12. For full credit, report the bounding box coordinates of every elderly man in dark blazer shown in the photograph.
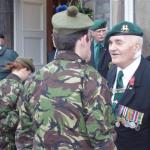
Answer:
[89,19,111,78]
[106,21,150,150]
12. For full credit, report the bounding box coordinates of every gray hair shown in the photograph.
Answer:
[132,36,143,59]
[132,36,143,51]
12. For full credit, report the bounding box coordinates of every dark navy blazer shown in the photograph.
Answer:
[107,57,150,150]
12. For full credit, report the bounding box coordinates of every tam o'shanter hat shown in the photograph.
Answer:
[15,57,35,72]
[89,19,107,31]
[52,6,93,35]
[104,21,143,47]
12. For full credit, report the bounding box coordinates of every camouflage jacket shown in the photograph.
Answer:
[16,51,116,150]
[0,73,23,150]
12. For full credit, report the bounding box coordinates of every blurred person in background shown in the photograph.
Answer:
[0,57,35,150]
[0,33,18,80]
[89,19,111,78]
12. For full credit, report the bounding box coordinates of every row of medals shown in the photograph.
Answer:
[115,117,140,131]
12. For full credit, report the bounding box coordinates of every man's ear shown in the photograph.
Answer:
[83,34,91,43]
[85,34,89,42]
[132,40,139,52]
[134,43,141,52]
[134,43,142,59]
[77,34,90,47]
[79,34,87,43]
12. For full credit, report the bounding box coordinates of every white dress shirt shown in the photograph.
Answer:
[112,56,141,103]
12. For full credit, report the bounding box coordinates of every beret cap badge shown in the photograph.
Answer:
[121,24,129,33]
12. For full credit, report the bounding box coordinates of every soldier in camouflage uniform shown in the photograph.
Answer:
[0,57,34,150]
[16,6,116,150]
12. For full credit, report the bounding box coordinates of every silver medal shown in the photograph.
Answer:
[129,121,136,129]
[135,125,140,131]
[115,121,120,127]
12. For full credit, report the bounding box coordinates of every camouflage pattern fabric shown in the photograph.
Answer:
[16,51,115,150]
[0,73,23,150]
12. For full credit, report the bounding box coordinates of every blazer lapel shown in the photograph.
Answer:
[120,86,136,105]
[120,57,147,105]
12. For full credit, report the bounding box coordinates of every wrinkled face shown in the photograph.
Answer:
[109,35,141,69]
[92,27,107,42]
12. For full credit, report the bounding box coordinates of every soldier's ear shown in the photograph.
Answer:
[85,34,89,42]
[83,34,92,43]
[78,34,86,43]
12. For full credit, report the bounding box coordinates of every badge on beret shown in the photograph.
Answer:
[121,24,129,33]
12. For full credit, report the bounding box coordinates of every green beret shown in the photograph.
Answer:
[52,6,93,35]
[104,21,143,47]
[16,57,35,72]
[89,19,107,31]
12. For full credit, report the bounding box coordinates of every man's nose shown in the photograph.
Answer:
[99,31,104,35]
[109,43,116,51]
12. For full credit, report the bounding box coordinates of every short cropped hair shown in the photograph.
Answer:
[53,30,88,51]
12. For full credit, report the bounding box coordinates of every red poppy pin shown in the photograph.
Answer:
[128,76,135,89]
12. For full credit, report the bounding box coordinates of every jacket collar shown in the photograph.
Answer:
[7,73,23,83]
[56,51,86,64]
